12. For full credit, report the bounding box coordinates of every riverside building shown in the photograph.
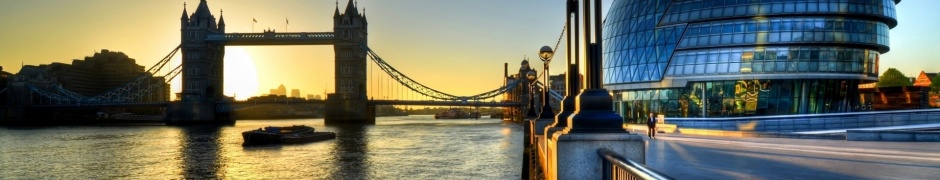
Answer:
[602,0,900,123]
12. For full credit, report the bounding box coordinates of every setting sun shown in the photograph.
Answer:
[224,47,260,100]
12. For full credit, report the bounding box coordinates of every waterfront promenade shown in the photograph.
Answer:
[645,133,940,179]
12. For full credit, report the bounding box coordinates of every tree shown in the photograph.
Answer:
[931,73,940,93]
[877,68,913,87]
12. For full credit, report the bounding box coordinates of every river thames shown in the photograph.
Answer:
[0,115,523,179]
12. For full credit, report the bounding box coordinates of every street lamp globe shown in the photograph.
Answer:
[539,46,554,62]
[526,70,538,81]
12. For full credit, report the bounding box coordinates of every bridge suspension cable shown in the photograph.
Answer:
[24,45,183,105]
[362,45,521,101]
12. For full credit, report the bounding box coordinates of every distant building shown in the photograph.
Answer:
[1,66,10,105]
[307,94,322,100]
[12,50,169,102]
[913,71,932,87]
[291,89,300,97]
[269,84,287,96]
[502,59,538,121]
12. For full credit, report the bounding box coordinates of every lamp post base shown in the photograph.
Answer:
[564,89,626,133]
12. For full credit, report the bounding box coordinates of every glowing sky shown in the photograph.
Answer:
[0,0,937,100]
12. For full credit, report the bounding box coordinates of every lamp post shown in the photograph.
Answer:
[563,0,624,133]
[537,46,555,119]
[525,67,538,119]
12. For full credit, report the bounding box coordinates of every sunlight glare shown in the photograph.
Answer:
[224,47,260,100]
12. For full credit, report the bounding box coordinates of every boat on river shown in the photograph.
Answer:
[434,108,481,119]
[242,125,335,145]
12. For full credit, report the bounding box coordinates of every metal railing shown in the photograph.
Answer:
[598,148,674,180]
[666,108,940,121]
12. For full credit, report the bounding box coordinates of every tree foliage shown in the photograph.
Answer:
[931,73,940,93]
[877,68,913,87]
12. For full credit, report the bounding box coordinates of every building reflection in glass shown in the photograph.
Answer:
[616,79,857,121]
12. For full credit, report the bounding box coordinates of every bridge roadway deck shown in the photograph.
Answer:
[641,132,940,179]
[205,32,334,46]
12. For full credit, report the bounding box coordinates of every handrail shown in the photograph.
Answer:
[666,108,940,121]
[598,148,675,180]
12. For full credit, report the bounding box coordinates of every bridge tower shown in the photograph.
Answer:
[165,0,233,124]
[325,0,375,124]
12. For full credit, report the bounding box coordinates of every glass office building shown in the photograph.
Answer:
[602,0,900,122]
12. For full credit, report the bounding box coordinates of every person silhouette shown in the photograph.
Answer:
[647,113,657,138]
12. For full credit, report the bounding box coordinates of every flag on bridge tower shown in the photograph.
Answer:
[286,18,289,25]
[253,18,257,23]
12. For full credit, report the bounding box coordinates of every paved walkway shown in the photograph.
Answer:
[793,123,940,134]
[644,133,940,179]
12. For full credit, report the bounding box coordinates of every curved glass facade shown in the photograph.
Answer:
[679,18,890,50]
[667,46,879,76]
[602,0,899,121]
[661,0,898,27]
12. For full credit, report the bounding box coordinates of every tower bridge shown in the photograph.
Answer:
[2,0,552,125]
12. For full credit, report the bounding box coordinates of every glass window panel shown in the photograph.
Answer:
[728,63,740,73]
[717,63,729,73]
[709,35,720,45]
[742,52,754,62]
[706,63,717,74]
[719,53,730,63]
[775,62,787,72]
[758,22,769,31]
[732,34,744,44]
[730,52,742,63]
[800,49,811,60]
[754,49,765,61]
[784,3,795,13]
[712,25,723,35]
[741,62,752,73]
[796,2,807,12]
[695,64,705,74]
[708,53,719,63]
[735,6,747,16]
[696,54,707,64]
[772,4,783,14]
[723,24,733,34]
[765,51,777,61]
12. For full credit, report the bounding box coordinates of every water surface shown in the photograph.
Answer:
[0,115,523,179]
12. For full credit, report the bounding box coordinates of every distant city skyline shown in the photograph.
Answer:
[1,0,937,100]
